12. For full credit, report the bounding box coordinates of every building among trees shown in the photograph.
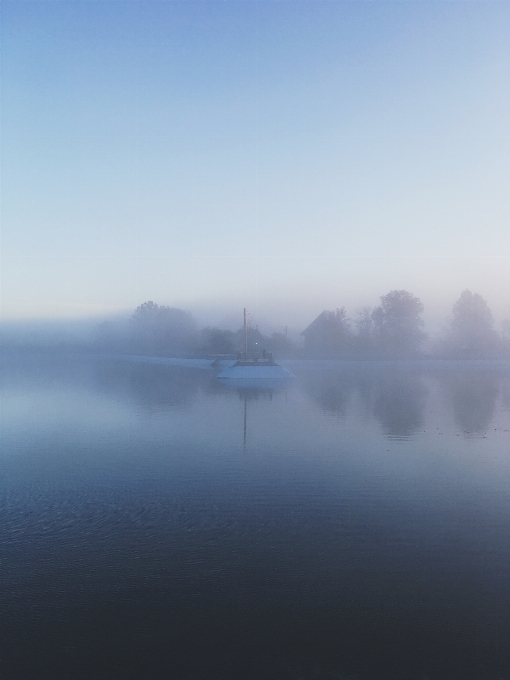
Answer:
[301,308,351,356]
[301,291,425,359]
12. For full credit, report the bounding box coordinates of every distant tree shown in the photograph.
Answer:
[234,325,269,354]
[198,327,236,355]
[327,308,351,349]
[500,319,510,341]
[446,290,498,358]
[502,319,510,357]
[353,307,375,357]
[130,301,197,355]
[266,331,294,355]
[372,290,425,358]
[132,301,159,323]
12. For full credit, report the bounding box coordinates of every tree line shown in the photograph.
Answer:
[302,289,508,359]
[95,290,510,360]
[96,300,293,357]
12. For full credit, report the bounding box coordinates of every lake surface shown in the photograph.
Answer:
[1,353,510,680]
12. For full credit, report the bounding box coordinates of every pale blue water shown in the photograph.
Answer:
[1,353,510,679]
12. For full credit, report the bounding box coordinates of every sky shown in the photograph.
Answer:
[2,0,509,333]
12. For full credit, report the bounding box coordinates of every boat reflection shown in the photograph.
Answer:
[218,376,292,449]
[217,376,293,391]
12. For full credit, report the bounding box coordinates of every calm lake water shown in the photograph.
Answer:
[2,353,510,680]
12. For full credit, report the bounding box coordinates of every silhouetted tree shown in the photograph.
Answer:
[353,307,375,357]
[502,319,510,357]
[502,319,510,340]
[234,325,269,354]
[198,327,236,355]
[446,290,498,358]
[372,290,425,358]
[130,301,197,355]
[266,331,294,355]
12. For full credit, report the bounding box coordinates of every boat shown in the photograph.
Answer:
[215,309,294,383]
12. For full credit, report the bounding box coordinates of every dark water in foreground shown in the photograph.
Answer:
[1,354,510,680]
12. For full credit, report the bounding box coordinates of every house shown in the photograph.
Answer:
[301,309,350,354]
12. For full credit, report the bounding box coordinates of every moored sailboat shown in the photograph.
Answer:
[215,309,294,382]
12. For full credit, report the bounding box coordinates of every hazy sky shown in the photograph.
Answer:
[2,1,509,331]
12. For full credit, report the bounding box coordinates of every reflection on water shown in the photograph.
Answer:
[444,368,499,434]
[1,354,510,680]
[296,361,509,440]
[299,364,356,417]
[299,363,427,439]
[371,371,426,439]
[94,360,204,411]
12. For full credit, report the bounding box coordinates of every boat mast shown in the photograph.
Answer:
[243,308,248,357]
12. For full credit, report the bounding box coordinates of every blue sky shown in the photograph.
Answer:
[2,1,509,330]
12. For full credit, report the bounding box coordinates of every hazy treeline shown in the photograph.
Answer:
[95,300,293,358]
[91,290,509,360]
[301,289,510,359]
[302,290,426,359]
[2,290,509,360]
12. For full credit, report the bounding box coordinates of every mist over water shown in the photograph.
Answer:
[2,1,510,677]
[2,353,510,679]
[2,286,509,362]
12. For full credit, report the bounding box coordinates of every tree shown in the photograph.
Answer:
[372,290,425,358]
[448,290,498,358]
[266,331,294,355]
[130,301,197,355]
[502,319,510,341]
[234,325,269,354]
[500,319,510,357]
[198,328,236,355]
[353,307,375,357]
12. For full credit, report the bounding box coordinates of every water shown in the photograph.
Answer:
[1,353,510,680]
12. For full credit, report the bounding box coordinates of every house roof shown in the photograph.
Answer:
[301,310,332,336]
